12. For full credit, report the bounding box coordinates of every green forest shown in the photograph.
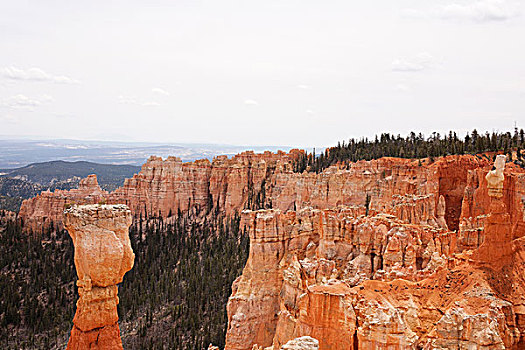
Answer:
[0,210,248,349]
[293,128,525,173]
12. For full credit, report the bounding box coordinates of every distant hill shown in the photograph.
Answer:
[0,160,141,211]
[0,139,293,168]
[1,160,141,189]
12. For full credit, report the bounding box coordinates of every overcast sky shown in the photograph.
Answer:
[0,0,523,148]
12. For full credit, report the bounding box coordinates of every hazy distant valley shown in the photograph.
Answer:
[0,139,292,168]
[0,160,140,212]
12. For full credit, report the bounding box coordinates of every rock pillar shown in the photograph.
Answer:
[64,204,134,350]
[474,155,513,267]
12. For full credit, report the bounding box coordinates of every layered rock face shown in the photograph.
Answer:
[225,156,525,349]
[20,152,498,235]
[108,150,303,216]
[20,174,108,233]
[64,204,134,350]
[459,157,525,252]
[18,151,301,231]
[226,208,453,349]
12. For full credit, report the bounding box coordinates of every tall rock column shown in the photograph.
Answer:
[474,155,512,267]
[64,204,135,350]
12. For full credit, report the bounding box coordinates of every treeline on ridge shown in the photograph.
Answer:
[293,128,525,173]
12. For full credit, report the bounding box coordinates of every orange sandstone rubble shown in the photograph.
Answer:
[280,336,319,350]
[63,204,134,350]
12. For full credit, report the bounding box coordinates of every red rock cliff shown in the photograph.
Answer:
[225,155,525,349]
[459,163,525,251]
[19,152,496,235]
[19,174,108,233]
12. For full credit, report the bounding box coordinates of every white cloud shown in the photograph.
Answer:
[402,0,520,23]
[0,66,79,84]
[0,94,54,111]
[244,99,259,105]
[392,52,437,72]
[297,84,311,90]
[152,88,170,96]
[440,0,520,22]
[118,95,138,104]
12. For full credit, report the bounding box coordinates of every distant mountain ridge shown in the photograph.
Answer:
[0,160,141,211]
[0,139,293,168]
[1,160,141,188]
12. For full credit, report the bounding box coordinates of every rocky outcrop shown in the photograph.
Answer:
[64,204,134,350]
[109,150,306,217]
[486,155,507,198]
[226,208,453,349]
[19,175,108,233]
[471,155,513,268]
[225,157,525,349]
[458,155,525,252]
[280,336,319,350]
[18,151,302,231]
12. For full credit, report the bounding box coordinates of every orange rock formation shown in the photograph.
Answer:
[459,155,525,251]
[224,155,525,349]
[20,152,500,235]
[0,210,17,224]
[280,336,319,350]
[20,174,108,233]
[16,150,525,348]
[19,151,302,231]
[64,204,134,350]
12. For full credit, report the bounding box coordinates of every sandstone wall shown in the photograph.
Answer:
[19,175,108,233]
[226,202,525,349]
[224,155,525,350]
[20,152,503,235]
[458,168,525,251]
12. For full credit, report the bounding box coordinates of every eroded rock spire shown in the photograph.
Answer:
[64,204,134,350]
[486,154,506,198]
[474,154,513,267]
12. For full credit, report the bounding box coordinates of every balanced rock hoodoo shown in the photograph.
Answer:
[64,204,134,350]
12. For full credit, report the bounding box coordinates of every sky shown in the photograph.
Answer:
[0,0,523,148]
